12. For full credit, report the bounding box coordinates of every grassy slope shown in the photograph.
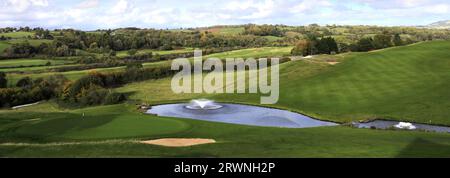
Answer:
[275,41,450,124]
[120,41,450,125]
[0,41,449,157]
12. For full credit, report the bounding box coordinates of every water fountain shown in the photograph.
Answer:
[185,99,223,110]
[394,122,416,130]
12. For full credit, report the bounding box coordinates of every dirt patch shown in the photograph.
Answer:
[139,138,216,147]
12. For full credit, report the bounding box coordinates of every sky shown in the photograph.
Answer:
[0,0,449,30]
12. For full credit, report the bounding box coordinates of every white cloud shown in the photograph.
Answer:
[31,0,48,7]
[111,0,130,14]
[0,0,449,29]
[425,4,449,14]
[289,0,333,14]
[76,0,99,9]
[222,0,277,20]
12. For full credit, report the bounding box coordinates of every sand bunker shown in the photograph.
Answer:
[139,138,216,147]
[327,62,340,65]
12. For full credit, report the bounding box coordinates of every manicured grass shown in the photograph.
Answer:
[0,103,188,142]
[0,102,449,157]
[212,42,450,125]
[119,41,450,125]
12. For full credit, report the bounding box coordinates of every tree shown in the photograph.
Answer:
[128,49,137,56]
[291,40,310,56]
[0,72,7,88]
[55,45,71,56]
[393,34,403,46]
[373,34,393,49]
[317,37,339,54]
[16,77,33,89]
[356,38,375,52]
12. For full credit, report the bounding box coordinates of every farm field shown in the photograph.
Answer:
[4,47,292,83]
[116,48,195,57]
[0,31,34,38]
[0,58,72,68]
[0,41,10,54]
[0,41,449,157]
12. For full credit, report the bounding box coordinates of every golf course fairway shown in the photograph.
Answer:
[0,41,449,157]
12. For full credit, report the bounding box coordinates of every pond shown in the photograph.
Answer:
[146,100,338,128]
[353,120,450,133]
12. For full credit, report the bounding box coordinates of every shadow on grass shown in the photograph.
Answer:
[0,112,115,143]
[396,138,450,158]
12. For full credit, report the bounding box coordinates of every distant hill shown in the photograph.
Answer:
[426,20,450,29]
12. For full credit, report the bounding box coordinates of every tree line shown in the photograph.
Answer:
[291,32,415,56]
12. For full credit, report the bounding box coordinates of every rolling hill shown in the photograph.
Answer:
[426,20,450,29]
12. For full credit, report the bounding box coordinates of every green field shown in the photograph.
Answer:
[0,38,52,55]
[215,27,245,35]
[116,48,194,57]
[0,32,34,38]
[264,36,283,42]
[203,47,292,59]
[0,41,449,157]
[7,39,53,46]
[5,47,292,83]
[0,58,72,68]
[0,41,10,54]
